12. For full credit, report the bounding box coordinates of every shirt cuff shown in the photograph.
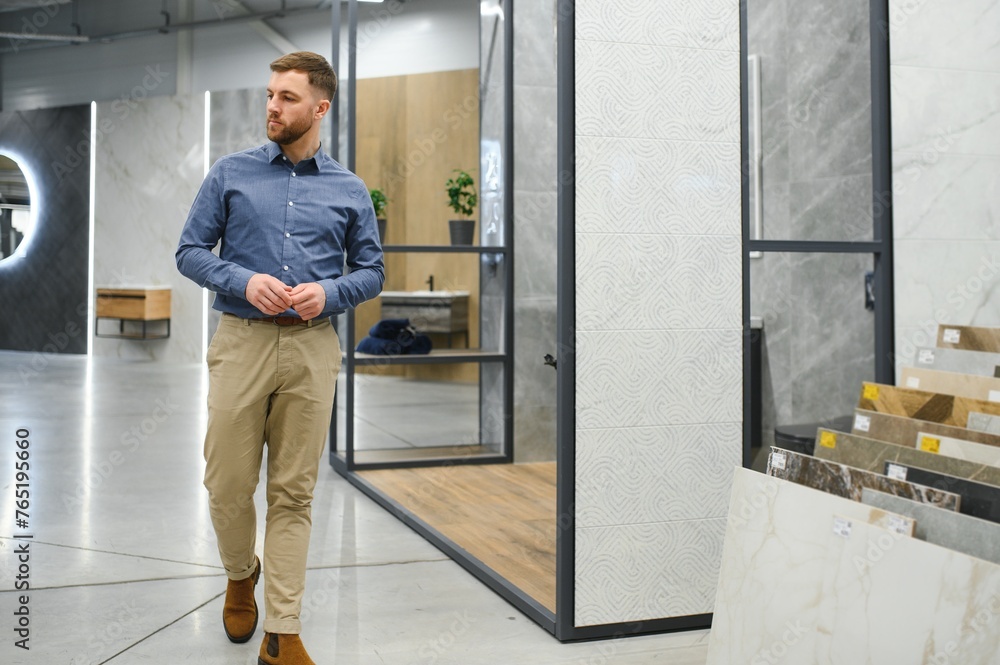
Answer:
[229,267,257,301]
[319,278,340,313]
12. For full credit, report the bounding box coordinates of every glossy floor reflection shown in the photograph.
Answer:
[0,351,709,664]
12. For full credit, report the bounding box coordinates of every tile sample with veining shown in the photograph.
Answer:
[968,411,1000,435]
[936,325,1000,353]
[900,366,1000,402]
[706,468,914,664]
[857,382,1000,427]
[915,431,1000,470]
[852,408,1000,449]
[913,346,1000,378]
[766,447,961,510]
[884,462,1000,524]
[862,488,1000,566]
[814,428,1000,487]
[811,508,1000,665]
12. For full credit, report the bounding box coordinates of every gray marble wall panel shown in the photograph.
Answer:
[574,0,742,627]
[891,0,1000,376]
[748,0,876,455]
[511,1,558,462]
[0,105,90,355]
[93,94,205,363]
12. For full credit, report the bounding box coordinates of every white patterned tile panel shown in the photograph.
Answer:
[576,329,743,430]
[577,0,739,52]
[576,136,740,237]
[576,40,739,143]
[576,232,741,332]
[890,66,1000,156]
[575,519,726,626]
[576,423,742,529]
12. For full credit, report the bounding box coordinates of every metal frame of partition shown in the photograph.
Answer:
[327,0,514,474]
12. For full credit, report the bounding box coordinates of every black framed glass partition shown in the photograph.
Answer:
[329,0,513,472]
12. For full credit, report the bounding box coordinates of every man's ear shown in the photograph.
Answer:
[314,98,331,120]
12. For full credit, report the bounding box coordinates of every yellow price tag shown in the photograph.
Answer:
[920,437,941,454]
[862,384,880,401]
[819,431,837,449]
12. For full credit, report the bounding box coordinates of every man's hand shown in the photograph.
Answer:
[246,274,293,315]
[289,282,327,321]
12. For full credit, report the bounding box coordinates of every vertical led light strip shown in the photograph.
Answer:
[202,90,211,362]
[86,101,97,356]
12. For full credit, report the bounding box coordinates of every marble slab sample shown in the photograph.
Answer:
[816,428,1000,488]
[968,411,1000,435]
[915,431,1000,470]
[766,447,961,510]
[900,366,1000,402]
[936,324,1000,353]
[914,346,1000,378]
[885,462,1000,524]
[862,488,1000,566]
[857,381,1000,427]
[705,469,915,665]
[853,408,1000,449]
[810,507,1000,665]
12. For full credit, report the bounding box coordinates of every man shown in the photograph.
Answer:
[176,51,383,665]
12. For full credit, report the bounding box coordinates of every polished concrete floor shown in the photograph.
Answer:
[0,351,710,664]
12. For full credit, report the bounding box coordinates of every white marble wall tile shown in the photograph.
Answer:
[576,329,743,430]
[893,153,1000,241]
[968,411,1000,434]
[576,137,740,237]
[94,94,205,364]
[575,518,726,626]
[576,423,742,528]
[706,469,919,664]
[575,41,740,143]
[893,239,1000,335]
[576,233,741,332]
[891,67,1000,155]
[577,0,739,52]
[889,0,1000,72]
[916,431,1000,468]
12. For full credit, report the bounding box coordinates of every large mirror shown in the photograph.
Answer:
[0,154,33,260]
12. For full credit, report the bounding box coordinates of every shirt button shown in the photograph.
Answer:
[292,172,297,177]
[285,232,291,238]
[283,265,289,271]
[288,201,294,206]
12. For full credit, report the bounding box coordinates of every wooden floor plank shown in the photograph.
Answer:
[360,462,557,612]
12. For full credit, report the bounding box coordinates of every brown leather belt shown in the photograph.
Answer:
[226,313,316,327]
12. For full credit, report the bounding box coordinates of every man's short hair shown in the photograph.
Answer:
[270,51,337,101]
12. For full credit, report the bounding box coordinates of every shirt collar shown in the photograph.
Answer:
[266,141,327,172]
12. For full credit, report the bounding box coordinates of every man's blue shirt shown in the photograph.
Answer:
[176,141,384,318]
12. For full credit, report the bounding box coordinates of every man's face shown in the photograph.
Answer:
[266,70,321,145]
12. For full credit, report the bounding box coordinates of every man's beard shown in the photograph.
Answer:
[266,114,312,145]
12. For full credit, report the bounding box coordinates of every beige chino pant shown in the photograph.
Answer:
[203,313,341,634]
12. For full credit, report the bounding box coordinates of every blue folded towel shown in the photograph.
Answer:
[356,318,433,355]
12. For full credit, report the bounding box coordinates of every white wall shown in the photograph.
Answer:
[573,0,743,627]
[891,0,1000,373]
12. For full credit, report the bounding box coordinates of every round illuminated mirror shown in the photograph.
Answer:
[0,154,32,261]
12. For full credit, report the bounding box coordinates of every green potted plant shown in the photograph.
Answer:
[445,169,477,245]
[369,187,388,244]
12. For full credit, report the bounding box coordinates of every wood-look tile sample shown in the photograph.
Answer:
[937,324,1000,352]
[884,462,1000,524]
[900,366,1000,402]
[862,489,1000,566]
[914,346,1000,378]
[852,408,1000,449]
[766,447,961,510]
[856,381,1000,427]
[814,428,1000,487]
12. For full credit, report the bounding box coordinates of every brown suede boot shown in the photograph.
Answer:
[223,555,261,643]
[258,632,316,665]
